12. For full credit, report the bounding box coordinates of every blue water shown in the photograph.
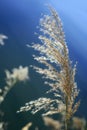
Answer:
[0,0,87,129]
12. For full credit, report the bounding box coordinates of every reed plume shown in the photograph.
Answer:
[18,6,80,130]
[0,66,29,130]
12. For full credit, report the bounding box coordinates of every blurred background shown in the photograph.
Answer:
[0,0,87,129]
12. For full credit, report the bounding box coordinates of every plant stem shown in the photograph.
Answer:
[65,96,68,130]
